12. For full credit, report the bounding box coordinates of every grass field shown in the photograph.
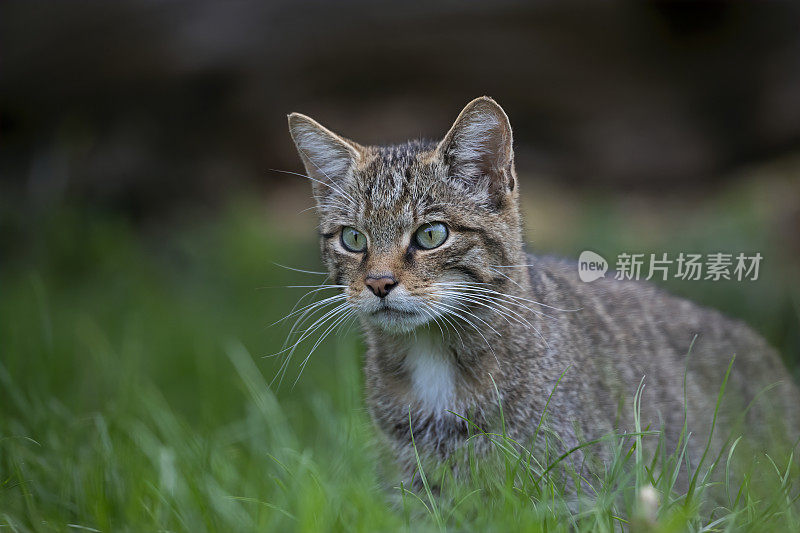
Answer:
[2,171,799,531]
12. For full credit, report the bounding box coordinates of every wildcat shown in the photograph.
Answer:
[287,97,799,487]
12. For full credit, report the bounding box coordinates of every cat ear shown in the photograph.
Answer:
[436,96,515,200]
[287,113,362,195]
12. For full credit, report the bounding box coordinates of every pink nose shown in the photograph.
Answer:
[365,275,397,298]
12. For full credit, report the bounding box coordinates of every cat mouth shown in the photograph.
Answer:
[366,302,429,332]
[372,306,417,318]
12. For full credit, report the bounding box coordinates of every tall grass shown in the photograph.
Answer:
[1,200,798,531]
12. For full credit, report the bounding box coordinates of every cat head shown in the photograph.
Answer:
[288,97,525,333]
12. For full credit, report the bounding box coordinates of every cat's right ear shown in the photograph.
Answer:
[287,113,362,195]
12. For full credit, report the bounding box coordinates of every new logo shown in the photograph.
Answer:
[578,250,608,282]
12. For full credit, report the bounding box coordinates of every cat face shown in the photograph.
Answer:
[289,97,523,333]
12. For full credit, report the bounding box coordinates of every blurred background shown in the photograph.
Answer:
[1,1,800,528]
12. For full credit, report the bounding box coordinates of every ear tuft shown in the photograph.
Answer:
[437,97,514,195]
[287,113,361,195]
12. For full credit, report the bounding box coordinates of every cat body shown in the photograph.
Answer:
[288,97,799,485]
[367,255,799,481]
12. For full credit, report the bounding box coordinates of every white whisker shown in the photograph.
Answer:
[270,300,352,388]
[429,300,500,366]
[271,280,342,331]
[270,293,346,328]
[293,306,357,388]
[425,301,466,348]
[434,281,581,312]
[437,291,532,329]
[488,265,523,289]
[272,262,329,276]
[435,285,559,320]
[433,300,501,338]
[419,304,446,342]
[267,167,357,207]
[284,285,346,290]
[435,289,551,349]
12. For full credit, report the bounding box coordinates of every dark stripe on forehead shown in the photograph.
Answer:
[358,140,437,219]
[398,168,413,207]
[377,139,436,164]
[362,171,376,220]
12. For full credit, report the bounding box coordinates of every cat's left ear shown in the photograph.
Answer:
[436,96,515,203]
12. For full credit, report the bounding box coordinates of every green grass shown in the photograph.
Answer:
[1,191,799,532]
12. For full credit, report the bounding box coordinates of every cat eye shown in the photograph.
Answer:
[414,222,448,250]
[341,226,367,252]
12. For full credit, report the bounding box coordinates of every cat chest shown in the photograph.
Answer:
[403,337,458,414]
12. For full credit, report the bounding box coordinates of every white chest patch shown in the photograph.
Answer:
[404,335,456,413]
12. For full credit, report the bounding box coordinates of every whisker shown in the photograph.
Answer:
[435,286,558,320]
[435,284,555,348]
[429,300,501,365]
[297,305,357,366]
[271,263,329,276]
[418,305,446,342]
[297,204,319,215]
[437,291,532,329]
[267,167,357,207]
[270,301,352,388]
[271,293,347,328]
[293,306,358,388]
[255,284,344,291]
[282,287,344,340]
[292,301,351,346]
[269,282,343,330]
[425,301,466,348]
[433,300,502,338]
[284,284,347,289]
[271,301,351,360]
[488,266,523,289]
[434,281,581,312]
[310,194,353,213]
[341,310,361,338]
[434,283,551,317]
[436,290,551,349]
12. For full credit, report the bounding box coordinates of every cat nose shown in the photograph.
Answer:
[365,275,397,298]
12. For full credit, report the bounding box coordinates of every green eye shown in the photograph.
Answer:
[414,222,448,250]
[341,226,367,252]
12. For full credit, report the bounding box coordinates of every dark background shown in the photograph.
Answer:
[3,1,800,214]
